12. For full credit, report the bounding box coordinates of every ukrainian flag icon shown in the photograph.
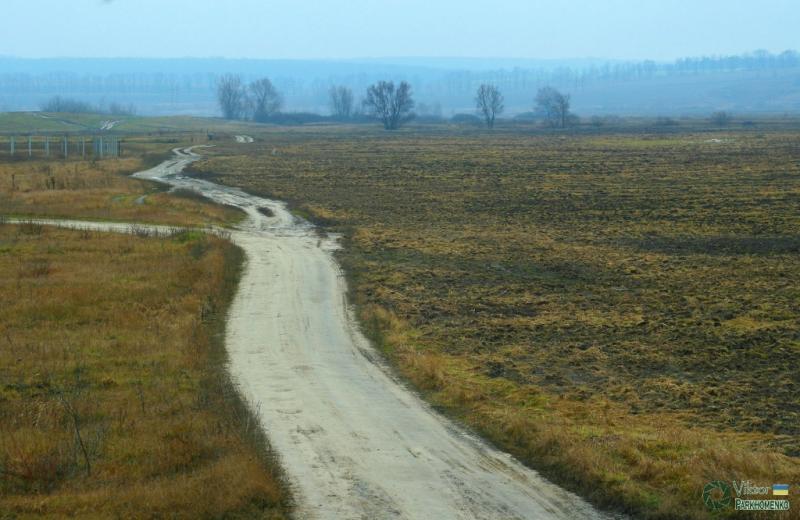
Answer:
[773,484,789,496]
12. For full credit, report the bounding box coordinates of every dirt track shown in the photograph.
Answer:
[25,149,618,519]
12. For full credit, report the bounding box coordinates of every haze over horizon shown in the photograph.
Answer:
[3,0,798,61]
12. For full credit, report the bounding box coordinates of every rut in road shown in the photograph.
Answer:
[132,148,618,519]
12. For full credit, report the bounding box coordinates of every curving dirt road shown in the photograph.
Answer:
[137,148,623,520]
[24,149,619,519]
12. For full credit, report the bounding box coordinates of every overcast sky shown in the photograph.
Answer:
[2,0,797,61]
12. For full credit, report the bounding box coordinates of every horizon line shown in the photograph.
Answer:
[0,49,795,64]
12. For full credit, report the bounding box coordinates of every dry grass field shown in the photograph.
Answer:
[0,147,289,518]
[0,154,241,227]
[192,127,800,519]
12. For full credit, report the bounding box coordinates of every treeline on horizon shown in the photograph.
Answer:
[39,96,136,116]
[211,76,742,131]
[2,49,797,90]
[2,49,799,116]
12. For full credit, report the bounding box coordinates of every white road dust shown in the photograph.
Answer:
[10,148,620,520]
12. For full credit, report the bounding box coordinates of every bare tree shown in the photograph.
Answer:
[475,84,504,129]
[329,86,354,119]
[535,86,572,128]
[250,78,282,122]
[363,81,415,130]
[217,74,246,120]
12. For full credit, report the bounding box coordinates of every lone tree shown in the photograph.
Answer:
[217,75,246,120]
[329,86,354,119]
[475,84,504,129]
[250,78,283,122]
[535,86,571,128]
[363,81,415,130]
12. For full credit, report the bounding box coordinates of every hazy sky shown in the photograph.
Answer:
[2,0,798,61]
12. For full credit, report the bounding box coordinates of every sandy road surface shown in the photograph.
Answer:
[15,149,618,519]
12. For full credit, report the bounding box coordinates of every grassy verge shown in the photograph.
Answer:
[0,137,288,517]
[192,127,800,519]
[0,153,242,227]
[0,223,289,518]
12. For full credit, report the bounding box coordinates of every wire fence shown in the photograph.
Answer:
[0,135,122,160]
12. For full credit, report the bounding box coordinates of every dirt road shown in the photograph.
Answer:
[36,148,618,519]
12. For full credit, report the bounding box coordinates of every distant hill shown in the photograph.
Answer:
[1,51,798,117]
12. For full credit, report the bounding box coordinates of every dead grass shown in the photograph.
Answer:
[0,224,289,518]
[0,156,242,227]
[366,305,799,519]
[194,127,800,519]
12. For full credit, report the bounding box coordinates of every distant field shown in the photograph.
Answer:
[0,112,265,135]
[0,145,242,227]
[193,127,800,518]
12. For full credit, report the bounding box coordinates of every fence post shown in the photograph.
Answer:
[45,137,50,157]
[28,136,32,158]
[63,136,68,159]
[10,136,15,157]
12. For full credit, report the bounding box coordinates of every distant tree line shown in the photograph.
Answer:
[218,74,582,130]
[473,84,574,129]
[432,50,800,94]
[40,96,136,115]
[217,75,283,122]
[218,75,419,130]
[6,49,800,116]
